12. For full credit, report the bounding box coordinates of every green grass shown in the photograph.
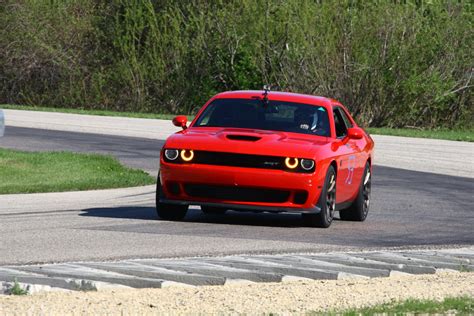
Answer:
[0,148,155,194]
[367,127,473,142]
[9,279,28,296]
[1,104,186,120]
[316,296,474,315]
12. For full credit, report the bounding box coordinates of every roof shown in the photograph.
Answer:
[214,90,338,107]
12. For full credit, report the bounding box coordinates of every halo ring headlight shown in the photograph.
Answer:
[300,159,315,171]
[285,157,299,169]
[180,149,194,162]
[164,149,179,161]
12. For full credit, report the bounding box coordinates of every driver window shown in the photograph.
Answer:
[333,108,348,138]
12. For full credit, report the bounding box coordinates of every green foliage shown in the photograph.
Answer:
[1,0,472,128]
[321,296,474,315]
[9,279,28,296]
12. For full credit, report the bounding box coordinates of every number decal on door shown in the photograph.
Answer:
[345,155,356,185]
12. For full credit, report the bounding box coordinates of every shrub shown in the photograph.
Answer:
[1,0,472,128]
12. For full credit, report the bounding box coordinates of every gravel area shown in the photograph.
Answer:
[1,272,472,315]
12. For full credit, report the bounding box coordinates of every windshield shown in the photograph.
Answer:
[194,98,330,137]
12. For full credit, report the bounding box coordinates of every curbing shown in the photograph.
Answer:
[1,247,472,295]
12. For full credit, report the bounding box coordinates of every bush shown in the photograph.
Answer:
[1,0,472,128]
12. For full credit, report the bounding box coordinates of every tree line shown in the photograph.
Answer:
[1,0,472,128]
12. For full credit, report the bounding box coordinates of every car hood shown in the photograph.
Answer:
[164,127,331,159]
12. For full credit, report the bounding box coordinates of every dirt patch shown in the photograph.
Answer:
[0,272,472,315]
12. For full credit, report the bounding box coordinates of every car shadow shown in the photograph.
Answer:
[80,206,157,220]
[79,206,334,228]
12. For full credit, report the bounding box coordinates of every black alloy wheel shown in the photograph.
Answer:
[340,162,371,221]
[303,165,336,228]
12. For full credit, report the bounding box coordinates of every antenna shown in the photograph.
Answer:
[262,84,270,107]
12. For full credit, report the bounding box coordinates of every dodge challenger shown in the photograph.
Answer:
[156,90,374,228]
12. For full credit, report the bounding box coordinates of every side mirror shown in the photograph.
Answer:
[172,115,187,130]
[347,127,364,140]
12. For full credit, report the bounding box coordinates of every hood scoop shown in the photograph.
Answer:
[226,134,261,142]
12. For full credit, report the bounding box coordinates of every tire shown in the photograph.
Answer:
[201,206,227,215]
[155,174,188,221]
[302,165,336,228]
[340,162,371,221]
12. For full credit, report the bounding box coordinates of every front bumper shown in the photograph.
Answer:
[159,162,324,214]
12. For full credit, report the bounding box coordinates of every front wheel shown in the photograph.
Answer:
[340,162,371,221]
[302,165,336,228]
[155,175,188,221]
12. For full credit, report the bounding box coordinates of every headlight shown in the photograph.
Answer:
[180,149,194,162]
[164,149,179,161]
[285,157,299,169]
[300,159,315,171]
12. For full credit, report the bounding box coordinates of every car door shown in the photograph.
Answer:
[339,107,366,198]
[332,107,362,204]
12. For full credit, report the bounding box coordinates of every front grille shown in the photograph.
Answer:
[193,151,284,170]
[184,184,290,203]
[163,149,315,173]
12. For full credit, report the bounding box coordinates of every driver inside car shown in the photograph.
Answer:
[292,107,330,136]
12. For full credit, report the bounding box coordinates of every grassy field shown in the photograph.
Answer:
[0,148,155,194]
[325,296,474,315]
[367,127,473,142]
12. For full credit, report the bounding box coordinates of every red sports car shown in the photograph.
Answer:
[157,90,374,228]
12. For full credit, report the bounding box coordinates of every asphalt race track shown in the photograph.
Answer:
[0,127,473,265]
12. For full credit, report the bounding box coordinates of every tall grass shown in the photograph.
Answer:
[1,0,472,128]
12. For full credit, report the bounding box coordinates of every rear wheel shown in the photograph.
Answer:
[302,165,336,228]
[155,174,188,221]
[201,206,227,215]
[340,162,371,221]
